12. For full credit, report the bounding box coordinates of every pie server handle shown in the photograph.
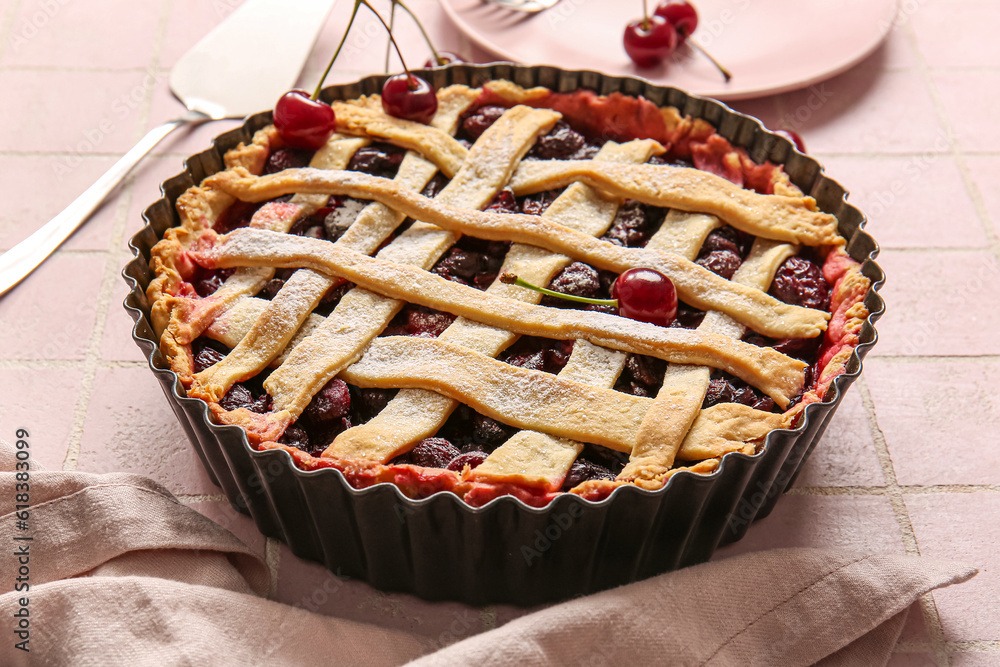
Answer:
[0,112,205,297]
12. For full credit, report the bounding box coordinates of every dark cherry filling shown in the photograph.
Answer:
[264,147,314,175]
[486,186,519,214]
[561,443,629,490]
[347,143,407,178]
[421,173,449,199]
[393,438,461,468]
[648,154,695,169]
[192,338,229,373]
[525,120,601,160]
[433,404,515,454]
[614,353,667,398]
[541,262,605,308]
[281,378,355,457]
[498,336,573,374]
[671,301,706,329]
[349,385,397,424]
[519,189,560,216]
[702,370,775,413]
[213,200,265,235]
[287,195,368,243]
[459,105,508,141]
[232,120,838,484]
[431,235,510,290]
[770,255,830,311]
[190,266,236,298]
[383,304,456,338]
[601,200,665,247]
[742,331,822,363]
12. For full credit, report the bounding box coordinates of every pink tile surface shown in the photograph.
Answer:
[145,83,243,157]
[0,69,151,153]
[907,493,1000,641]
[949,653,1000,666]
[0,368,84,470]
[818,155,988,249]
[159,0,245,69]
[963,156,1000,239]
[0,155,119,252]
[865,358,1000,486]
[713,495,905,557]
[792,388,885,488]
[772,70,946,154]
[932,70,1000,154]
[1,0,996,657]
[2,0,159,70]
[123,155,190,247]
[101,269,149,364]
[0,253,106,360]
[870,250,1000,357]
[911,1,1000,70]
[75,367,218,495]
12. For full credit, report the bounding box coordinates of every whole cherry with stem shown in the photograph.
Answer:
[500,268,678,327]
[654,0,732,82]
[314,0,439,125]
[624,0,677,68]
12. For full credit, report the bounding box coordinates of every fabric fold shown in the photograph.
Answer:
[0,442,977,666]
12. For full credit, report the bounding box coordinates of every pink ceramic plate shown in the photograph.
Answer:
[439,0,900,100]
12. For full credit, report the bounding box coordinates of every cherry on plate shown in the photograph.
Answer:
[623,15,677,68]
[655,0,698,40]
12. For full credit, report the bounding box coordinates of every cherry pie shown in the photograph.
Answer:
[147,79,870,508]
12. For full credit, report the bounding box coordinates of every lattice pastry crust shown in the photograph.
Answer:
[148,81,870,506]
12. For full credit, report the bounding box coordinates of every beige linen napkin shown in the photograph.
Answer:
[0,442,976,666]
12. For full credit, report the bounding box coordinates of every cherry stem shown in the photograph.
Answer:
[313,0,420,101]
[688,37,732,83]
[393,0,443,66]
[641,0,650,30]
[357,0,418,89]
[384,0,397,74]
[499,273,617,307]
[312,0,364,100]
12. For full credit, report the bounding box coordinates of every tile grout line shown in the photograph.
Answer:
[265,537,281,600]
[905,14,1000,662]
[176,493,229,503]
[857,373,950,667]
[903,14,1000,275]
[60,0,174,471]
[789,484,1000,496]
[946,640,1000,654]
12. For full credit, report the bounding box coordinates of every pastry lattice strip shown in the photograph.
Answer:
[164,88,832,494]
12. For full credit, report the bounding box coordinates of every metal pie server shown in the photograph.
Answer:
[0,0,338,297]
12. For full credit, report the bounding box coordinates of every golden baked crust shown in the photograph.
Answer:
[147,81,870,506]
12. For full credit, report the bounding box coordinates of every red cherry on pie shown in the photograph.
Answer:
[623,15,677,68]
[382,73,438,124]
[611,268,678,327]
[273,90,336,150]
